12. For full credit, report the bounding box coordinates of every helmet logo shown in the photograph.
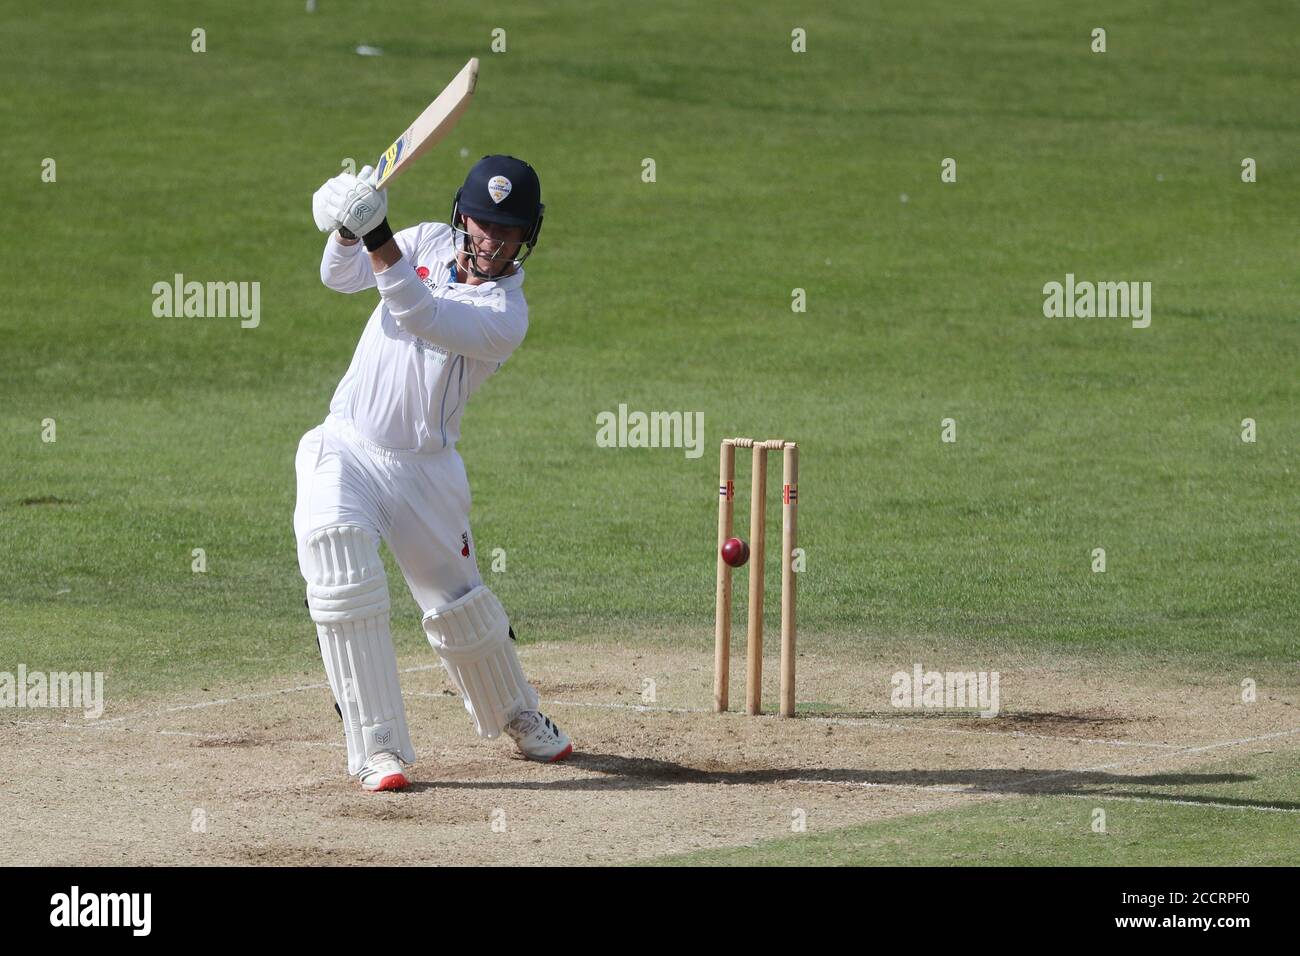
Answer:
[487,175,512,203]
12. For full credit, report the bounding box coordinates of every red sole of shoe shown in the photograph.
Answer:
[367,773,409,792]
[548,743,574,763]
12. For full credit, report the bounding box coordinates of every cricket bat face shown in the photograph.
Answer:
[372,57,479,190]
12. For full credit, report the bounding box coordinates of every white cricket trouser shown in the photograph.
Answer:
[293,415,481,612]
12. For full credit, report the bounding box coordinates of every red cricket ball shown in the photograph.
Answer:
[720,536,750,567]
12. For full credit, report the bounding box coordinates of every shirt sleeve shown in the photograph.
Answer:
[318,226,424,294]
[374,256,528,363]
[319,233,376,293]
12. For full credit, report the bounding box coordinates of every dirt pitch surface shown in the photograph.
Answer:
[3,643,1297,865]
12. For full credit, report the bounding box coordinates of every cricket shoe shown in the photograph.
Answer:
[505,710,573,762]
[358,751,409,792]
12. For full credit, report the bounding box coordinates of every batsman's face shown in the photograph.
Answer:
[463,215,526,276]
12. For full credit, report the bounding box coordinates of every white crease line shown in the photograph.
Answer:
[1002,726,1300,792]
[533,698,1181,750]
[9,680,1299,814]
[409,692,709,717]
[406,691,472,703]
[794,778,1300,816]
[155,729,345,750]
[796,778,976,796]
[13,679,1298,773]
[807,715,1183,750]
[1155,726,1300,757]
[73,665,438,728]
[5,717,105,731]
[4,719,347,750]
[1058,792,1300,815]
[545,698,709,715]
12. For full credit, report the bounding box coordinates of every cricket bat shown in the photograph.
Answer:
[371,57,480,190]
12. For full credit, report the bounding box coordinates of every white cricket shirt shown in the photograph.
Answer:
[318,222,528,452]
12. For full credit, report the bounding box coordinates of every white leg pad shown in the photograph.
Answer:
[306,525,415,775]
[422,585,538,739]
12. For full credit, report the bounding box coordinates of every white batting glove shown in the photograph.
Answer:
[312,167,388,237]
[312,177,341,233]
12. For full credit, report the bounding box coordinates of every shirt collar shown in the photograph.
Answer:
[446,259,525,290]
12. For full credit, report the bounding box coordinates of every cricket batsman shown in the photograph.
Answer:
[297,155,571,792]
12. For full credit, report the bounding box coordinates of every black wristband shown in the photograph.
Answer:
[361,218,394,251]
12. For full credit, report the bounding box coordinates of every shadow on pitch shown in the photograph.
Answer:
[406,755,1298,811]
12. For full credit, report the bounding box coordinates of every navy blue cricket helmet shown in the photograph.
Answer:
[451,155,544,264]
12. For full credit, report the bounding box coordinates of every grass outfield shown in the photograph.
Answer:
[3,3,1298,702]
[646,793,1300,867]
[647,750,1300,867]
